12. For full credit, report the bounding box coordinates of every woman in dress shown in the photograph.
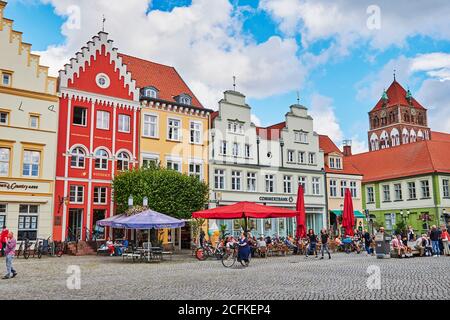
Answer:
[238,233,251,267]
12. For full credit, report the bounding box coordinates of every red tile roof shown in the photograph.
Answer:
[371,80,426,112]
[346,140,450,183]
[431,131,450,142]
[119,53,203,108]
[319,135,362,175]
[256,122,286,141]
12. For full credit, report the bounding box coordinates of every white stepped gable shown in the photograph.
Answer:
[58,31,140,102]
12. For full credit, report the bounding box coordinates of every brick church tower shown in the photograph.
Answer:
[367,78,431,151]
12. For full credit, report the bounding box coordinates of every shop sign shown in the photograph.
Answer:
[259,196,294,203]
[0,181,39,191]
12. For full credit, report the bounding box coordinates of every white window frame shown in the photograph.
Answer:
[420,180,430,198]
[167,118,181,141]
[143,114,158,138]
[70,185,84,204]
[214,169,226,190]
[142,153,159,168]
[287,150,295,163]
[166,159,182,173]
[247,172,257,192]
[118,114,131,133]
[312,177,320,195]
[188,161,203,180]
[189,121,202,145]
[367,187,374,203]
[245,144,251,158]
[329,179,337,197]
[116,152,130,171]
[95,149,109,170]
[23,150,40,177]
[340,180,347,197]
[0,148,10,176]
[283,175,292,194]
[394,183,402,201]
[2,73,12,86]
[232,143,240,157]
[73,107,87,127]
[231,171,242,191]
[298,176,307,194]
[29,115,39,129]
[0,111,8,125]
[220,141,228,155]
[70,147,86,169]
[96,110,110,130]
[408,182,417,200]
[308,152,316,165]
[443,179,450,198]
[382,184,390,202]
[298,152,305,164]
[265,174,275,193]
[93,186,107,204]
[350,181,357,198]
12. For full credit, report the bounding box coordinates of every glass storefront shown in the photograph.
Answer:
[216,207,323,238]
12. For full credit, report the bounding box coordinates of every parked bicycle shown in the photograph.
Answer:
[195,242,224,261]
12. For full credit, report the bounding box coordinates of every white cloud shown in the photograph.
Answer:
[251,114,262,127]
[416,79,450,132]
[309,93,367,153]
[260,0,450,56]
[33,0,306,109]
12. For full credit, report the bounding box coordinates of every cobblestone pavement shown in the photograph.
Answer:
[1,252,449,300]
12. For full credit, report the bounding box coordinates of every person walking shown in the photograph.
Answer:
[3,231,17,280]
[441,227,449,256]
[237,233,251,267]
[430,225,441,257]
[305,229,318,258]
[320,228,331,260]
[363,229,373,255]
[0,226,8,257]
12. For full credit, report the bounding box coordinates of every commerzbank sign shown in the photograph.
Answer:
[259,196,294,203]
[0,181,39,191]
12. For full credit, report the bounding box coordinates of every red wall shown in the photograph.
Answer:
[53,45,139,241]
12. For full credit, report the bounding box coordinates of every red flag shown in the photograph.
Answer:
[342,188,355,236]
[295,185,307,239]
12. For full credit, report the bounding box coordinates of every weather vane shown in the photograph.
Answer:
[233,76,236,91]
[393,68,396,81]
[296,91,300,105]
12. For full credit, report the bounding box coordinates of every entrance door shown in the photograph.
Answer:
[92,210,106,240]
[68,209,83,241]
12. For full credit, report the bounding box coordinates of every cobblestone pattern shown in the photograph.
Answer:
[1,252,449,300]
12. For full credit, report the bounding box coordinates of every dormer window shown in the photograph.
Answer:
[143,87,158,99]
[329,156,342,169]
[227,121,244,134]
[176,94,192,105]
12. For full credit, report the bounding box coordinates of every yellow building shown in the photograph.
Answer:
[120,54,212,248]
[0,1,59,241]
[319,136,364,235]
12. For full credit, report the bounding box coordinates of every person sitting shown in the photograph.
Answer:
[334,236,343,252]
[391,235,406,258]
[342,235,353,254]
[284,236,296,250]
[415,234,426,257]
[106,237,115,256]
[256,237,267,257]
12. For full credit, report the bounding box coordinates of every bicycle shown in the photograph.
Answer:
[22,239,33,259]
[221,243,250,268]
[195,242,224,261]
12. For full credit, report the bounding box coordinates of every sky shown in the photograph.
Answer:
[4,0,450,153]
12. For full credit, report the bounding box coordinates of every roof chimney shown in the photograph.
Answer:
[342,140,352,156]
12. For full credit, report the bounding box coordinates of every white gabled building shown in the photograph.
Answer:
[208,90,327,237]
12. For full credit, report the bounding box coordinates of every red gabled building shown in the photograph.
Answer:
[53,31,140,241]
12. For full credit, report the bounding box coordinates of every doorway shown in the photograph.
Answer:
[92,209,106,240]
[68,209,83,241]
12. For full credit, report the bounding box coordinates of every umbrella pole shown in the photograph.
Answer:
[148,229,150,262]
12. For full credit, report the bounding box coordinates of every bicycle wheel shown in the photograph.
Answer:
[221,252,236,268]
[195,248,208,261]
[23,250,30,260]
[37,249,43,259]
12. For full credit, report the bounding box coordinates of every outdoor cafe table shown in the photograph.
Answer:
[135,247,163,262]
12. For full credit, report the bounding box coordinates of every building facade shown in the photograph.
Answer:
[120,54,211,247]
[347,139,450,234]
[209,90,327,236]
[368,79,431,151]
[53,32,140,241]
[318,136,364,234]
[0,0,59,241]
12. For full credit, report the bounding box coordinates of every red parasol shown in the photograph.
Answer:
[342,188,355,236]
[295,185,307,239]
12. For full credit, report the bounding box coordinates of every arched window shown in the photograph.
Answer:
[417,130,424,141]
[410,130,417,142]
[116,152,130,171]
[391,128,400,147]
[145,88,158,99]
[95,149,109,170]
[70,147,86,168]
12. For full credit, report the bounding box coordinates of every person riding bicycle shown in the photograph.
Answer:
[237,233,250,266]
[199,229,206,248]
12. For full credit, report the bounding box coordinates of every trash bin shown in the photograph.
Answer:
[375,232,392,259]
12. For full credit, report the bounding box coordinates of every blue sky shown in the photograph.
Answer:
[5,0,450,152]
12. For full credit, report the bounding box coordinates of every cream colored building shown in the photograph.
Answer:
[0,1,58,241]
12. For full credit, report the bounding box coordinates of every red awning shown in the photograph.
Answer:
[192,201,298,219]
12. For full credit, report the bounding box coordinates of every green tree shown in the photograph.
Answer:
[112,167,209,219]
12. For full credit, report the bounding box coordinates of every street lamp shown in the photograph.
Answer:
[143,196,148,207]
[128,195,134,208]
